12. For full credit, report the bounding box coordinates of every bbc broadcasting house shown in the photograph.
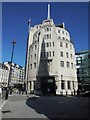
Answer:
[25,4,78,95]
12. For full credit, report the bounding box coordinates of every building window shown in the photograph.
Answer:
[47,34,49,39]
[63,37,65,40]
[66,61,70,68]
[50,42,51,47]
[66,38,68,41]
[67,81,71,89]
[35,45,37,50]
[71,54,72,59]
[53,42,54,47]
[66,52,69,58]
[53,51,54,56]
[66,43,68,48]
[45,34,51,39]
[50,27,51,31]
[30,64,32,69]
[49,34,51,39]
[58,36,61,39]
[60,61,64,67]
[46,42,49,47]
[60,51,63,57]
[61,80,65,89]
[44,35,46,39]
[34,54,36,59]
[58,30,60,33]
[46,52,49,57]
[47,27,49,31]
[62,31,64,34]
[70,45,72,49]
[60,42,63,47]
[71,63,73,69]
[34,62,36,68]
[50,52,51,57]
[46,42,51,47]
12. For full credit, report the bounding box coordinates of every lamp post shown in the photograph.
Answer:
[6,40,16,99]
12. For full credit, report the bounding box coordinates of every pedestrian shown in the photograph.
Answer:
[26,90,27,95]
[77,89,80,98]
[10,89,12,95]
[66,91,67,96]
[74,89,76,96]
[5,87,9,100]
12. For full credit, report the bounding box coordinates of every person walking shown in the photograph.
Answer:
[74,89,76,96]
[5,87,9,100]
[77,89,80,98]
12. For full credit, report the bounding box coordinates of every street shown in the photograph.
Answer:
[1,94,89,119]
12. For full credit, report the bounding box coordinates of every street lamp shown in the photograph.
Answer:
[8,40,16,86]
[6,40,16,99]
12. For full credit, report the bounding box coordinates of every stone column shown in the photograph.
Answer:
[28,81,30,93]
[74,81,78,91]
[70,81,73,95]
[31,81,34,91]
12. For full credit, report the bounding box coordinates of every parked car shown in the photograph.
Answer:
[81,91,90,97]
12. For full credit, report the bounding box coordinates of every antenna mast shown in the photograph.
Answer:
[47,4,50,20]
[28,18,31,32]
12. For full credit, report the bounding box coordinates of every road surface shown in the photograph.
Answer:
[1,94,89,119]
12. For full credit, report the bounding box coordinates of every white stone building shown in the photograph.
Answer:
[0,63,9,87]
[25,4,78,95]
[4,62,25,88]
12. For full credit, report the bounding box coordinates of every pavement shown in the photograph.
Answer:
[1,93,89,119]
[0,99,7,120]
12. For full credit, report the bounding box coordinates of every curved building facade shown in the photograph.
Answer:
[25,4,78,95]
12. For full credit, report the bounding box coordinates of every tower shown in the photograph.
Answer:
[25,4,78,95]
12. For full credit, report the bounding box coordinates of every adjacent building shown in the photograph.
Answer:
[0,63,9,87]
[4,62,25,89]
[75,50,90,91]
[25,4,78,95]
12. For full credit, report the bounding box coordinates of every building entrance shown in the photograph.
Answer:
[40,76,56,95]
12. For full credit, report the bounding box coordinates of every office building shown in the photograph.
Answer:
[0,63,9,87]
[25,4,78,95]
[4,62,25,89]
[75,50,90,91]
